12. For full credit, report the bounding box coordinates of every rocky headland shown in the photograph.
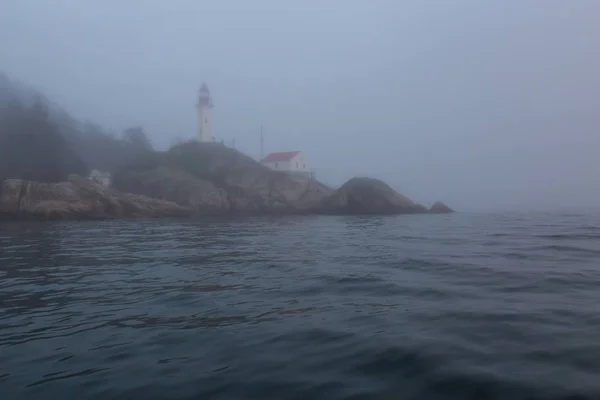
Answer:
[319,177,428,215]
[0,74,454,221]
[1,142,453,220]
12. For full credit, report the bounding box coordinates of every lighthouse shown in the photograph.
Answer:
[197,83,215,142]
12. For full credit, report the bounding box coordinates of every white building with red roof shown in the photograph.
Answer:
[260,151,315,178]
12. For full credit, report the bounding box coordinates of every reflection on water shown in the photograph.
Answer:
[2,214,600,399]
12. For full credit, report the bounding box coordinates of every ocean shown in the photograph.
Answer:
[1,213,600,400]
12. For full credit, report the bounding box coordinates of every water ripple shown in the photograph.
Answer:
[1,213,600,399]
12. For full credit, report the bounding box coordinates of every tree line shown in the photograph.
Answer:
[0,73,154,184]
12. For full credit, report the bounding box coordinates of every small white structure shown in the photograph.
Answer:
[261,151,315,178]
[89,170,111,188]
[197,83,215,143]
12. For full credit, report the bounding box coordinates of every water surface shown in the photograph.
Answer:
[2,213,600,399]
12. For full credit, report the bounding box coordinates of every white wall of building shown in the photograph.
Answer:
[262,160,292,171]
[89,170,111,187]
[288,153,310,172]
[261,152,313,176]
[197,105,214,142]
[197,84,215,143]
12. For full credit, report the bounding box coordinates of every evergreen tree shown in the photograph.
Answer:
[0,96,89,182]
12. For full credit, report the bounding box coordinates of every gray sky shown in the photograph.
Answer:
[2,0,600,211]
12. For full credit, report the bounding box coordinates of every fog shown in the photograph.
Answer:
[1,0,599,211]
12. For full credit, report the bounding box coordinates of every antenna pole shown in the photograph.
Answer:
[260,124,264,160]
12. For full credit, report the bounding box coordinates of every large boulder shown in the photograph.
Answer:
[429,201,454,214]
[0,175,192,220]
[319,177,427,215]
[113,142,332,214]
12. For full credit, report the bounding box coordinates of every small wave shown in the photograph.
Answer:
[26,368,109,388]
[500,252,538,260]
[487,233,513,237]
[383,258,444,270]
[352,345,438,379]
[529,244,600,256]
[347,344,600,399]
[535,233,600,240]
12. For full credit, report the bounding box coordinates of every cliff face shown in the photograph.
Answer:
[0,175,192,220]
[113,142,332,214]
[319,177,428,215]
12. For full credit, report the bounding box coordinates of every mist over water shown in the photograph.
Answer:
[2,213,600,399]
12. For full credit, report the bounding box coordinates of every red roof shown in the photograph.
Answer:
[261,151,300,162]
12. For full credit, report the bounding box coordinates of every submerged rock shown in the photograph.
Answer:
[429,201,454,214]
[319,177,427,215]
[0,175,192,220]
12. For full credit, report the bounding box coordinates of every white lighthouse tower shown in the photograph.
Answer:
[197,83,215,142]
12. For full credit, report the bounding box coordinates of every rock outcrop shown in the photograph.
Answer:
[0,143,453,220]
[0,175,192,220]
[113,142,332,214]
[318,177,428,215]
[429,201,454,214]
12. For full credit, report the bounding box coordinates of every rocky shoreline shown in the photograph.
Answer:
[0,177,453,221]
[0,143,453,221]
[0,175,193,221]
